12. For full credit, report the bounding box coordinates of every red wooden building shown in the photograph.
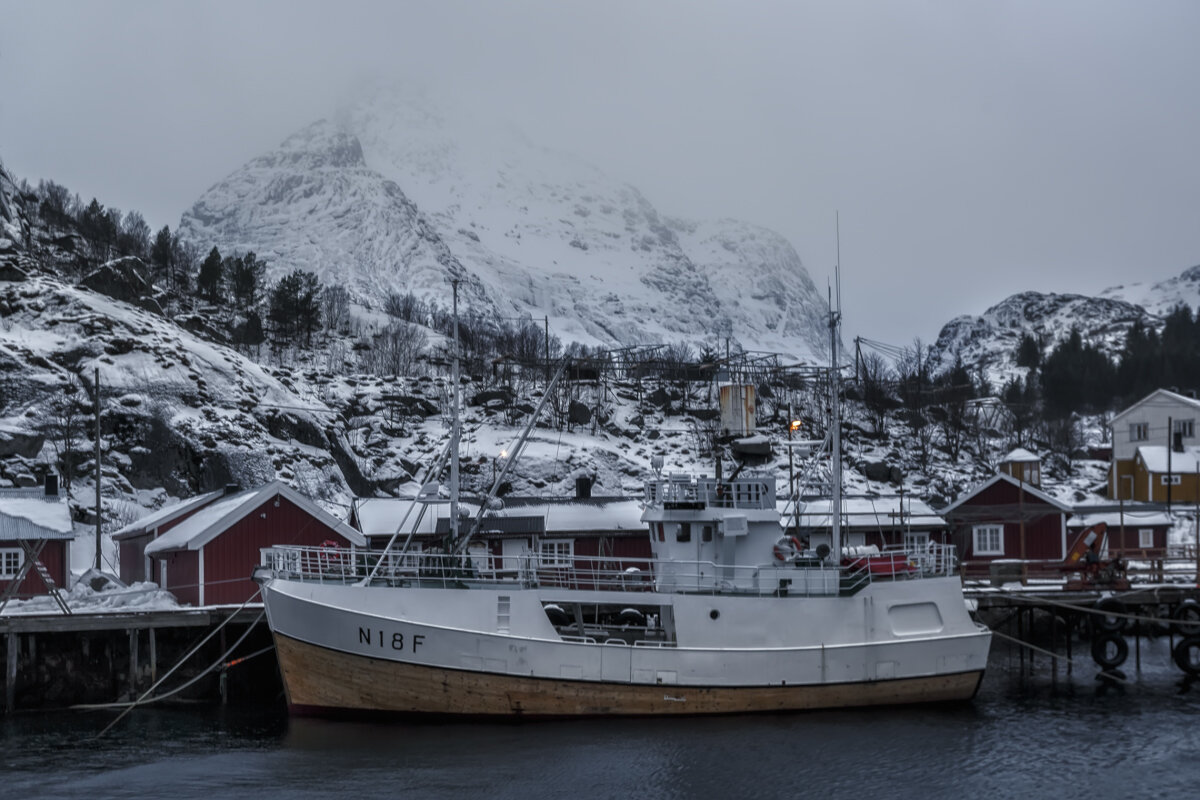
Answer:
[942,472,1072,562]
[118,481,364,606]
[350,494,650,571]
[0,476,74,604]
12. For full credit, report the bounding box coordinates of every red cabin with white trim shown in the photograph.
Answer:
[118,482,364,606]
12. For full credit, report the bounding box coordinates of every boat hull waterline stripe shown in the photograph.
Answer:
[274,633,985,717]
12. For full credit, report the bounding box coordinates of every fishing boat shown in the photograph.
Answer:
[255,283,991,718]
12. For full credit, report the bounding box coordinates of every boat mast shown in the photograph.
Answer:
[450,279,461,547]
[830,215,842,563]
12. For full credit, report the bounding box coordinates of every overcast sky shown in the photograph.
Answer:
[3,1,1199,347]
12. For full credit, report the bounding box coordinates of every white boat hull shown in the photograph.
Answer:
[262,576,991,718]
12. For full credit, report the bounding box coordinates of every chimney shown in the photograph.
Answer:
[44,473,59,497]
[224,483,241,496]
[575,476,592,500]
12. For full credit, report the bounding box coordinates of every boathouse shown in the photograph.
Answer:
[0,475,73,601]
[941,472,1072,563]
[120,481,364,606]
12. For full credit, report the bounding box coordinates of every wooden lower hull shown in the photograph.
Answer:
[274,633,985,719]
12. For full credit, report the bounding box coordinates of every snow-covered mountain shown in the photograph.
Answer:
[1099,264,1200,318]
[930,291,1151,384]
[180,88,830,361]
[931,261,1200,385]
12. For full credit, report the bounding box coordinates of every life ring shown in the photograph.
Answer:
[1091,631,1128,670]
[773,536,803,562]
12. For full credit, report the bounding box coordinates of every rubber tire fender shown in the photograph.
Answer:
[1173,635,1200,676]
[1172,599,1200,635]
[1095,598,1127,633]
[1091,631,1129,670]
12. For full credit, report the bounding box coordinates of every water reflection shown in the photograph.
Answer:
[5,639,1200,799]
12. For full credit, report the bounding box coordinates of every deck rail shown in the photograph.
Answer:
[259,542,957,596]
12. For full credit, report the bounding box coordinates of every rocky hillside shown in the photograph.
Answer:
[930,291,1151,386]
[180,89,831,361]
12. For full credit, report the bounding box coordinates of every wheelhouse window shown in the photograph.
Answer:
[1130,422,1149,442]
[676,522,691,542]
[972,525,1004,556]
[0,548,22,579]
[539,540,573,567]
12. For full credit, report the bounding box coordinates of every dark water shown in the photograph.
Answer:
[5,638,1200,799]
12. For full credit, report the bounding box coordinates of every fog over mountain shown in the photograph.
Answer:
[180,89,832,361]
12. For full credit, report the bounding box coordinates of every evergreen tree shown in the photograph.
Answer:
[268,269,322,347]
[229,251,264,309]
[149,225,173,289]
[1015,332,1041,368]
[197,246,224,303]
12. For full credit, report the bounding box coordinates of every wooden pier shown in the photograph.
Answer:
[1,607,275,714]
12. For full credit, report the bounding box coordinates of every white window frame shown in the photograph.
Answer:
[1130,422,1149,442]
[539,539,574,568]
[0,548,22,579]
[1175,419,1195,439]
[1139,529,1155,549]
[1161,474,1182,485]
[972,525,1004,556]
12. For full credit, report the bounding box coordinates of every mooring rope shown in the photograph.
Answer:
[87,588,263,738]
[76,609,266,714]
[986,626,1131,684]
[1001,593,1195,626]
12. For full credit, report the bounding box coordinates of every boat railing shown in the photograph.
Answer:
[645,477,776,510]
[260,541,957,594]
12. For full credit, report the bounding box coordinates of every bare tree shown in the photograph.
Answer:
[859,351,895,436]
[40,375,86,493]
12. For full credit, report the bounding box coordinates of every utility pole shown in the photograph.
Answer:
[544,316,550,386]
[1168,416,1174,511]
[94,366,102,571]
[450,281,460,548]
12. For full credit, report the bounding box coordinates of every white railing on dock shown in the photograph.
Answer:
[259,542,957,596]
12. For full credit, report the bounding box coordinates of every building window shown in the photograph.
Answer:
[972,525,1004,556]
[1138,529,1154,549]
[1161,474,1182,485]
[539,540,573,567]
[1176,419,1195,439]
[0,548,22,579]
[1130,423,1149,441]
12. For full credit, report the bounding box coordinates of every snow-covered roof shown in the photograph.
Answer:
[1113,388,1200,423]
[112,489,224,540]
[1002,447,1040,463]
[144,481,364,555]
[1069,507,1174,529]
[353,496,645,538]
[941,472,1073,516]
[1135,445,1200,474]
[0,488,74,541]
[785,496,947,531]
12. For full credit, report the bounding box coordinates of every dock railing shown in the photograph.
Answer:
[260,541,958,596]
